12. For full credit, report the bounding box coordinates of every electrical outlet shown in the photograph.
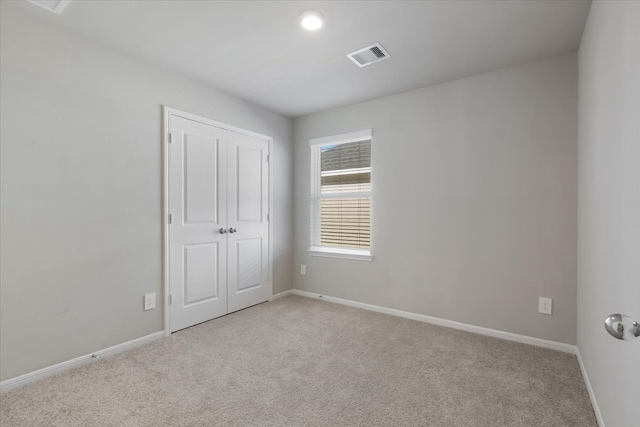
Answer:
[144,293,156,311]
[538,297,552,315]
[300,264,306,275]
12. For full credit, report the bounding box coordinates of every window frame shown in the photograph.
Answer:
[308,129,373,261]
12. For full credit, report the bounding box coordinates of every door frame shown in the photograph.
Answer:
[162,106,274,336]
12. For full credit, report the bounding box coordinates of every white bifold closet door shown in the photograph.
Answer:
[168,114,270,332]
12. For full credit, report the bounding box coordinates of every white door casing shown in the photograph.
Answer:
[165,108,271,333]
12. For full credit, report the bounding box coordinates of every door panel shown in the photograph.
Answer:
[184,135,219,224]
[236,238,263,291]
[237,146,263,221]
[227,131,270,313]
[169,115,227,332]
[184,243,219,304]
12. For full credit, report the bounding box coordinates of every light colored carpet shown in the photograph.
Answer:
[0,295,596,426]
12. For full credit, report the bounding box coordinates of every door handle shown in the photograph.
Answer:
[219,228,227,234]
[229,227,237,234]
[604,314,640,340]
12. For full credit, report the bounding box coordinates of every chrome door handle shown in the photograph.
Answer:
[229,227,237,234]
[219,228,227,234]
[604,314,640,340]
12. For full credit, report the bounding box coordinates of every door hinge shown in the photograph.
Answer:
[267,213,270,221]
[266,155,270,162]
[168,295,173,305]
[168,133,173,143]
[168,214,172,224]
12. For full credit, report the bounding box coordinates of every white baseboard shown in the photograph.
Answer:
[270,289,293,301]
[1,292,592,416]
[0,331,164,395]
[576,347,605,426]
[291,289,577,354]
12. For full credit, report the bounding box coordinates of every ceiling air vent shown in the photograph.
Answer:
[347,43,391,68]
[27,0,71,14]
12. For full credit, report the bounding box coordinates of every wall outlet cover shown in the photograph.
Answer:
[144,293,156,311]
[538,297,552,315]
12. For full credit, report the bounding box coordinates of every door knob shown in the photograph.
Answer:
[229,227,237,233]
[219,228,227,234]
[604,314,640,340]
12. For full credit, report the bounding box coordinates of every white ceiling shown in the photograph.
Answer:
[9,0,591,118]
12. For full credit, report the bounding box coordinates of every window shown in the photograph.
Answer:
[309,129,372,261]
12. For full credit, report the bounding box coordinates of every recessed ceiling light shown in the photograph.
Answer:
[299,11,324,31]
[27,0,71,14]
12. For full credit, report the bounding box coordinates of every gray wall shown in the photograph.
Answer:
[293,54,578,344]
[0,6,293,381]
[577,2,640,426]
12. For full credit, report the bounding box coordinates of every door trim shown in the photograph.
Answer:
[162,106,274,336]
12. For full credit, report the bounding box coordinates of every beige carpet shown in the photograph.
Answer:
[0,295,596,426]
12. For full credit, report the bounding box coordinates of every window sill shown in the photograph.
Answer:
[308,247,373,262]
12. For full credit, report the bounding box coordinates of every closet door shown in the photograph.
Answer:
[227,131,270,313]
[168,116,228,332]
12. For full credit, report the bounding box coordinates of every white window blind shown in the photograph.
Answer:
[310,130,372,259]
